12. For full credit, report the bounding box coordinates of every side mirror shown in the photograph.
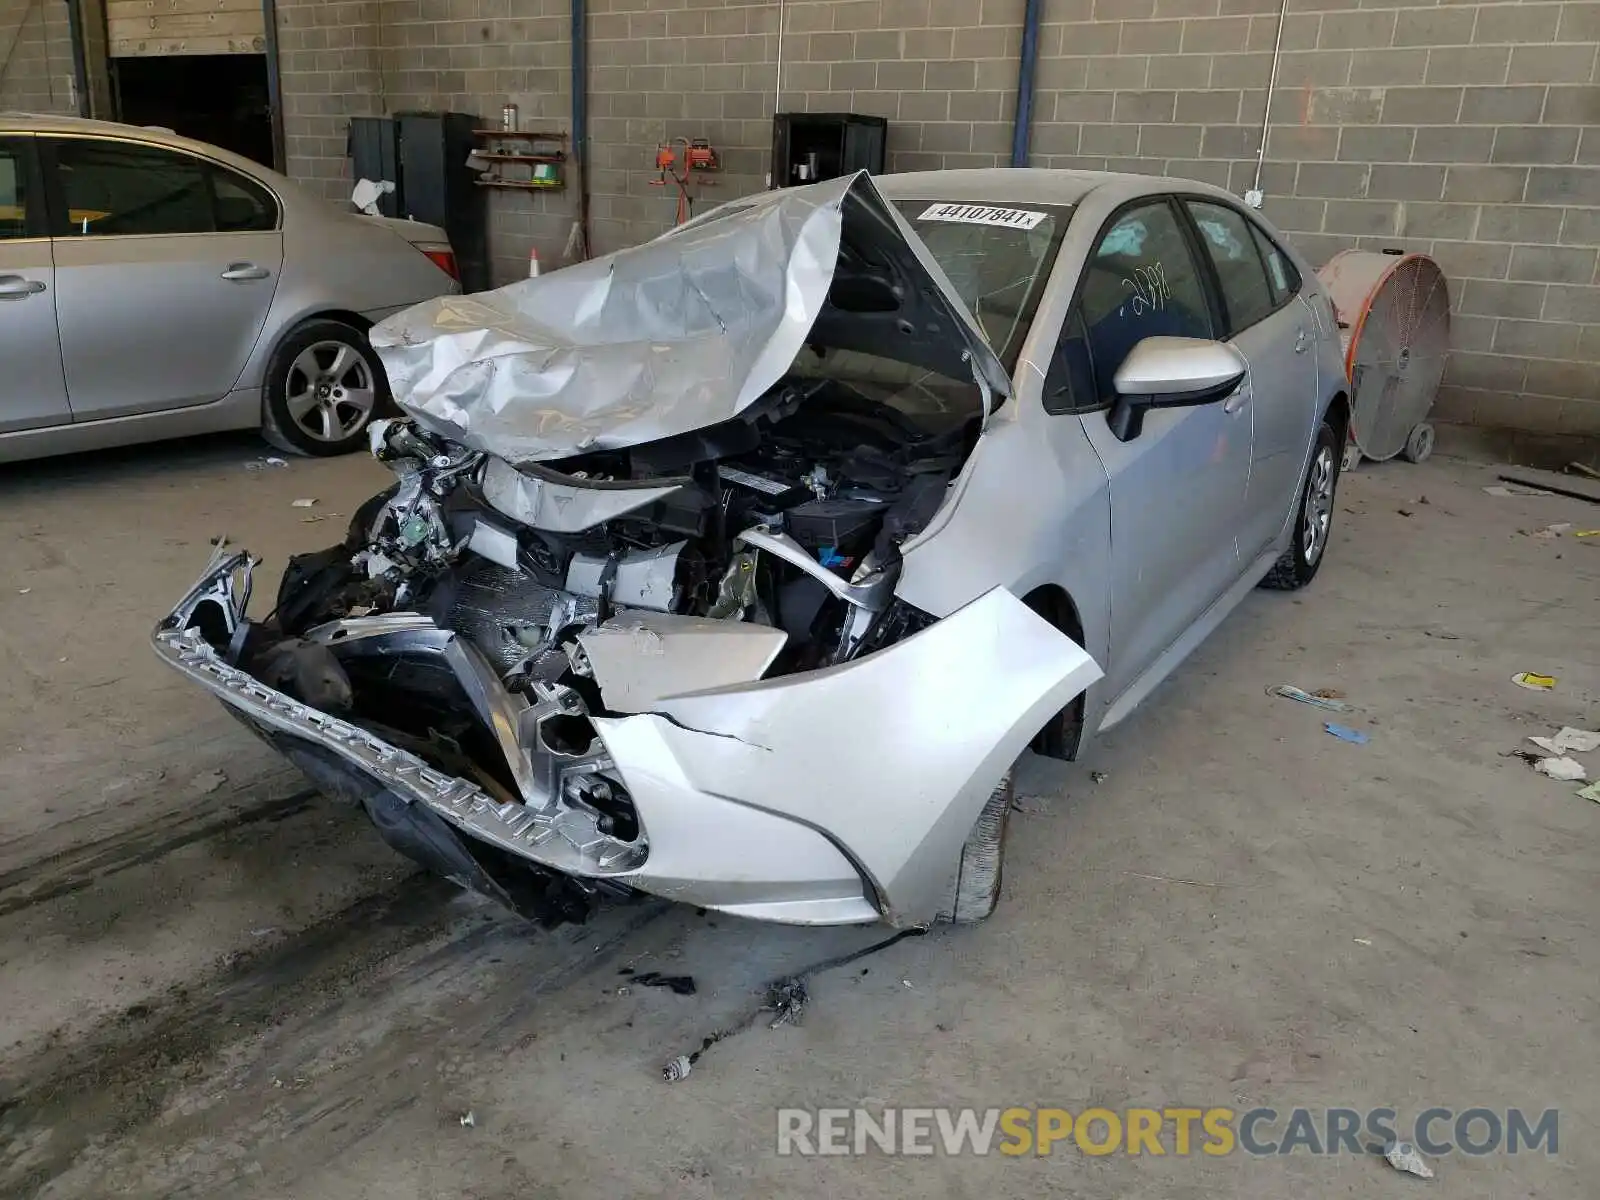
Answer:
[1107,337,1248,442]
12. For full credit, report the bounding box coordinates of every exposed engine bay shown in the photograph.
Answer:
[212,369,981,922]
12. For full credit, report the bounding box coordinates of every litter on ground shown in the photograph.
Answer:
[1511,672,1557,691]
[1529,728,1600,756]
[291,498,319,508]
[1533,757,1587,782]
[1324,723,1369,745]
[1383,1141,1435,1179]
[1268,684,1355,713]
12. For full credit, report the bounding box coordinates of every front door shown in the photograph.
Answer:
[1064,198,1254,701]
[1185,199,1318,560]
[0,136,70,434]
[43,136,282,421]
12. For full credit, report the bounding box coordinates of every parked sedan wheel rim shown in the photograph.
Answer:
[1303,445,1335,565]
[285,341,378,442]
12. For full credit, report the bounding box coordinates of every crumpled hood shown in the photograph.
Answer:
[369,172,1011,466]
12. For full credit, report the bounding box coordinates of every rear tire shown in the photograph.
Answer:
[940,769,1013,925]
[262,320,390,457]
[1261,419,1340,592]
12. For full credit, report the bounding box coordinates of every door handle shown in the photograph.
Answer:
[1294,327,1310,354]
[1223,388,1249,415]
[0,274,46,299]
[221,262,270,281]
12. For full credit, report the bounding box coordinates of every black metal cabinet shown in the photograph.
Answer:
[771,113,887,188]
[348,112,489,293]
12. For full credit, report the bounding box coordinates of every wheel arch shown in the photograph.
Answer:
[1323,389,1351,448]
[1021,583,1087,761]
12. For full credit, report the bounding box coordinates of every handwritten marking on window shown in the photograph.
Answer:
[1119,261,1171,318]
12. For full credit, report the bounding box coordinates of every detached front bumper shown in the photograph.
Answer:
[154,551,1100,927]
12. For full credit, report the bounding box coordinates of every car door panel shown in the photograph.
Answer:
[1059,199,1253,702]
[1186,200,1317,559]
[44,137,283,421]
[0,136,70,434]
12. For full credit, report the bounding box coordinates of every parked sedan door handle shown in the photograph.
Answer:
[1223,386,1249,415]
[0,274,47,299]
[221,262,271,281]
[1294,326,1310,354]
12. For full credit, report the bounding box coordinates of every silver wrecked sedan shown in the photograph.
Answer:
[154,169,1349,928]
[1,115,459,463]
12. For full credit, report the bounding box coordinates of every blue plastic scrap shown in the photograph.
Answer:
[1324,723,1370,745]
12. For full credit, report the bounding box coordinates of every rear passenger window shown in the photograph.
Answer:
[1186,200,1276,335]
[1055,200,1214,407]
[211,167,278,232]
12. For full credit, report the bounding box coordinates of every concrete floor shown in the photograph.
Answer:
[0,434,1595,1198]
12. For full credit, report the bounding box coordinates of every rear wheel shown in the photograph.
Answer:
[263,320,390,456]
[941,769,1013,925]
[1261,420,1340,591]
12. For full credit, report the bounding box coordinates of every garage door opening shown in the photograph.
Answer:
[112,54,275,170]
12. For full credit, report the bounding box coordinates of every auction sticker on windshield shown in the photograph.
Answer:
[918,203,1047,230]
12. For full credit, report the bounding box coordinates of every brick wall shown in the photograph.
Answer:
[0,0,75,114]
[276,0,1600,437]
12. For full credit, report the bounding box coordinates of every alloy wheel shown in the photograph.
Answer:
[284,341,378,443]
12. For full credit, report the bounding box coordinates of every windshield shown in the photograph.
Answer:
[892,200,1073,370]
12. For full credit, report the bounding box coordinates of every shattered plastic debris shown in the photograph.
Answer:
[1091,770,1108,784]
[1511,672,1557,691]
[1529,727,1600,755]
[1353,937,1373,946]
[1533,756,1587,782]
[291,498,319,508]
[458,1110,476,1128]
[1324,723,1369,745]
[662,1055,694,1083]
[1268,684,1355,713]
[17,588,29,595]
[1384,1142,1435,1180]
[1576,782,1600,803]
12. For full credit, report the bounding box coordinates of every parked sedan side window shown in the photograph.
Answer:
[52,139,214,237]
[1047,200,1214,411]
[0,143,28,239]
[1186,200,1278,336]
[211,167,278,233]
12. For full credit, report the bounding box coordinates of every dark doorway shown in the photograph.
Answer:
[112,55,275,170]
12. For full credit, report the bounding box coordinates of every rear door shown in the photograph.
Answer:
[0,135,70,433]
[1059,197,1254,700]
[1183,199,1317,561]
[43,136,283,421]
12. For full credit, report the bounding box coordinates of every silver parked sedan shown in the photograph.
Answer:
[0,115,459,462]
[155,169,1349,929]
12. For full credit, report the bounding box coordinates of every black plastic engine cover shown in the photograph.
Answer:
[784,497,889,550]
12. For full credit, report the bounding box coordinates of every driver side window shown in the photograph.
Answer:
[1046,199,1213,413]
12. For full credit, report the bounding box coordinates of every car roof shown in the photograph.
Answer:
[871,167,1232,207]
[0,111,293,189]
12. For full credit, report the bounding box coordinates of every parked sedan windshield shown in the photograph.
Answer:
[892,200,1073,370]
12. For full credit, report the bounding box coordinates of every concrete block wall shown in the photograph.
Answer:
[0,0,76,114]
[273,0,1600,436]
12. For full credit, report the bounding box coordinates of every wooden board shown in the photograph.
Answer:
[106,0,262,19]
[109,1,264,56]
[112,33,265,55]
[1499,467,1600,506]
